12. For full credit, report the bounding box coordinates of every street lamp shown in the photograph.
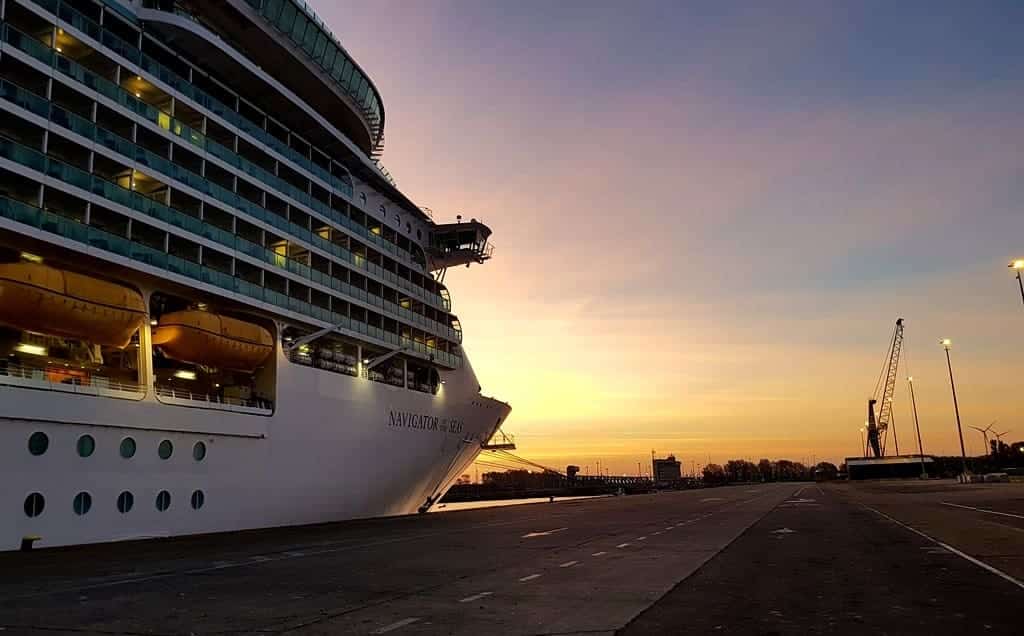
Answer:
[907,377,927,478]
[941,339,969,481]
[1009,260,1024,306]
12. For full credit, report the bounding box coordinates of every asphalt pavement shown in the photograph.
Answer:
[2,480,1023,635]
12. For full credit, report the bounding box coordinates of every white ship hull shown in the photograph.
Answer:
[1,346,508,551]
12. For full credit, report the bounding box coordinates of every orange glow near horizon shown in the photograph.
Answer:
[309,1,1024,475]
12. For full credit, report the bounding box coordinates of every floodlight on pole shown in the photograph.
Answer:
[940,339,969,481]
[1009,260,1024,307]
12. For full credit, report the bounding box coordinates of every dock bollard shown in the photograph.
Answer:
[20,535,40,551]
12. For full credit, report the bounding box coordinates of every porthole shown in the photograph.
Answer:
[119,437,136,458]
[76,434,95,458]
[190,490,205,510]
[28,432,49,456]
[156,490,171,512]
[192,441,207,462]
[24,492,45,517]
[116,491,134,514]
[158,439,173,460]
[73,492,92,516]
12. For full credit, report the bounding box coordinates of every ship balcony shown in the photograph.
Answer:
[427,219,494,271]
[0,360,146,401]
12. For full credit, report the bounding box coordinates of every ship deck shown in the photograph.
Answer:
[2,481,1023,635]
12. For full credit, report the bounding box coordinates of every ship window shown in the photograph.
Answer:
[77,435,95,458]
[158,440,173,460]
[117,491,134,514]
[24,493,45,518]
[73,492,92,516]
[191,490,205,510]
[28,432,49,456]
[156,490,171,512]
[119,437,137,459]
[193,441,207,462]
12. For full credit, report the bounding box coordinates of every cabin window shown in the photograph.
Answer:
[158,440,173,460]
[28,432,48,456]
[193,441,207,461]
[119,437,137,459]
[156,490,171,512]
[73,492,92,516]
[117,491,134,514]
[191,490,205,510]
[77,435,95,458]
[23,493,45,518]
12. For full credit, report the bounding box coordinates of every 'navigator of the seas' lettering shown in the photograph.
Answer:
[388,410,465,435]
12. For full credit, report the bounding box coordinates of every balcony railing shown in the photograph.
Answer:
[0,362,146,400]
[154,386,273,415]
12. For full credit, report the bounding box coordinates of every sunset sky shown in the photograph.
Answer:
[311,1,1024,473]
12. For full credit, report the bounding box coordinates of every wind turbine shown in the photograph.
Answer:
[993,429,1012,453]
[969,420,996,455]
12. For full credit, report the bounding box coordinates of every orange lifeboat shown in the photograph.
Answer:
[0,262,145,348]
[152,310,273,371]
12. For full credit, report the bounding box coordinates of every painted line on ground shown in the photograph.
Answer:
[458,592,493,603]
[941,502,1024,520]
[559,560,578,568]
[518,574,541,582]
[372,617,421,634]
[635,536,647,541]
[652,531,662,536]
[865,505,1024,591]
[591,551,607,557]
[616,542,631,548]
[521,527,569,538]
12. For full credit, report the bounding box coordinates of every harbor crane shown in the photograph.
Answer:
[866,319,904,458]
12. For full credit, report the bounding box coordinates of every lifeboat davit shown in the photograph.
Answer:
[152,310,273,371]
[0,262,145,348]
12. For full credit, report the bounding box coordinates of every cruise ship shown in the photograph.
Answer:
[0,0,510,551]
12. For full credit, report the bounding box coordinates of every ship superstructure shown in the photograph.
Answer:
[0,0,508,550]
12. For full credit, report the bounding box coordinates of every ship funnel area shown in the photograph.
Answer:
[427,218,494,273]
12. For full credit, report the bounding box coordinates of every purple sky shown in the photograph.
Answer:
[311,1,1024,469]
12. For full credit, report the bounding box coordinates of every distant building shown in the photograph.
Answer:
[653,455,682,482]
[845,456,935,480]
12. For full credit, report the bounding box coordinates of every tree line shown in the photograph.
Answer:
[701,459,837,484]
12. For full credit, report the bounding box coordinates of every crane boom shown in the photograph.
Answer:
[867,319,904,457]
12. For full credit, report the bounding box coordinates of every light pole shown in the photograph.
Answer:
[941,339,969,480]
[1009,260,1024,306]
[908,377,926,478]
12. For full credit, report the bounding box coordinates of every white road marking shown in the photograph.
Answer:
[652,531,662,536]
[616,542,631,548]
[372,617,421,634]
[636,536,647,541]
[771,528,796,534]
[521,527,569,538]
[591,551,607,557]
[866,506,1024,591]
[700,497,723,502]
[518,574,542,582]
[941,502,1024,520]
[458,592,493,603]
[559,560,579,568]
